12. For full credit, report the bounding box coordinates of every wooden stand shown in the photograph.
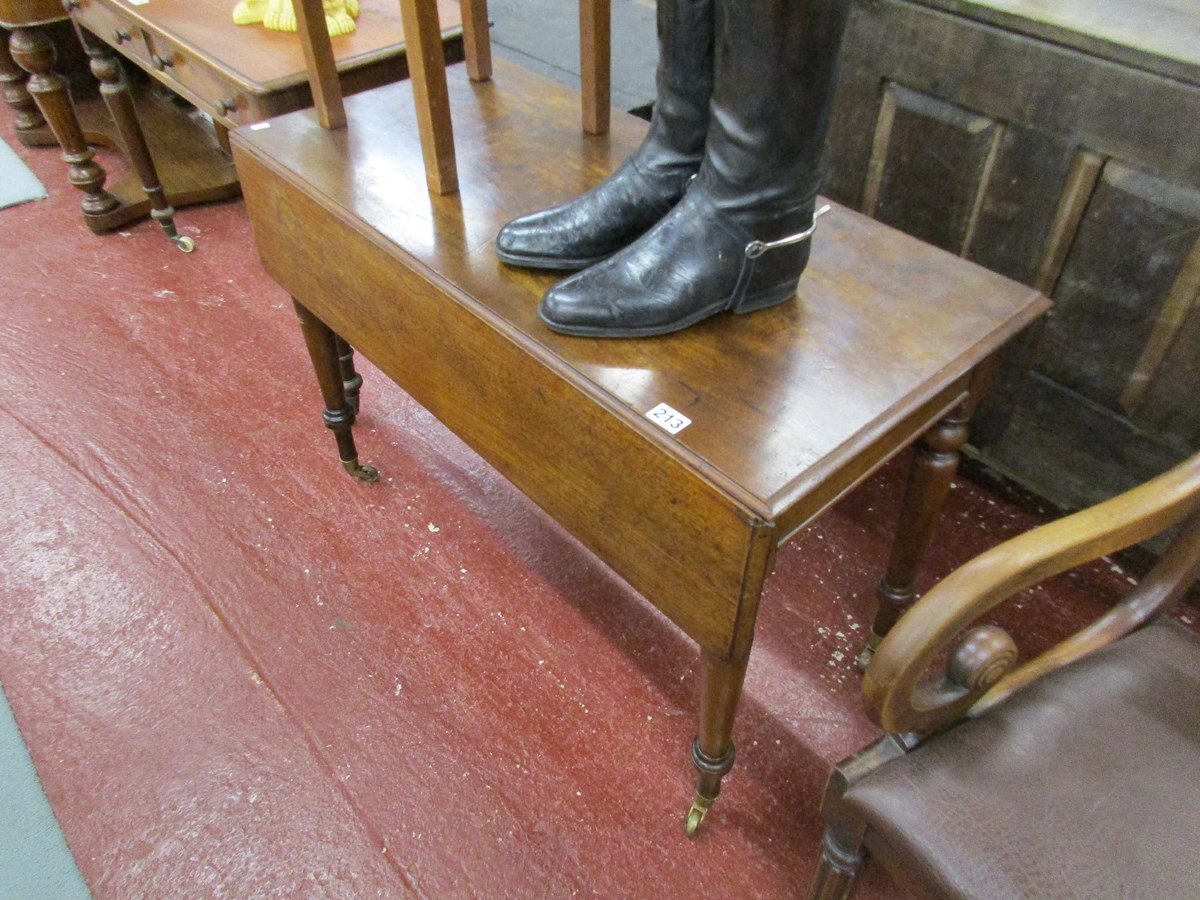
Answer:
[231,56,1047,831]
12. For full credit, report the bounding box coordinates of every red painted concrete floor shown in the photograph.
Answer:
[2,99,1195,898]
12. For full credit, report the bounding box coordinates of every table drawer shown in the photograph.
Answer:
[138,30,257,123]
[69,0,261,125]
[69,0,152,66]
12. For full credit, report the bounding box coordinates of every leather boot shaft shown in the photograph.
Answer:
[702,0,852,215]
[638,0,715,178]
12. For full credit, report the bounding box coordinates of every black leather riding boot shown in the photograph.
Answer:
[539,0,851,337]
[495,0,714,270]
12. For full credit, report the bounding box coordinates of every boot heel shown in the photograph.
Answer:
[729,235,811,314]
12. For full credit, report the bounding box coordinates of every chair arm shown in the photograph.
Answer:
[863,452,1200,736]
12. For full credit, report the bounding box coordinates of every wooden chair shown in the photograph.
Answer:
[808,450,1200,898]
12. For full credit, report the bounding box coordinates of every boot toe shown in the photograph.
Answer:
[495,160,695,271]
[496,215,612,271]
[539,276,616,335]
[539,265,694,338]
[496,208,590,269]
[496,214,549,258]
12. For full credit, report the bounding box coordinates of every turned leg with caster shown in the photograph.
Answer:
[294,299,378,483]
[856,401,970,669]
[77,29,194,252]
[333,334,362,415]
[684,649,749,836]
[8,24,121,224]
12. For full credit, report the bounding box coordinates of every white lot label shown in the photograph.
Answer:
[646,402,691,435]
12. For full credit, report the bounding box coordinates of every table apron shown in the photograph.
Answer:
[236,144,777,661]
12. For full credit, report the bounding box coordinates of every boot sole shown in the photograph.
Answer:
[732,279,800,314]
[540,281,798,339]
[495,246,614,272]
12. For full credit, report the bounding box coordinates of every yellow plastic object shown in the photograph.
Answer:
[232,0,360,36]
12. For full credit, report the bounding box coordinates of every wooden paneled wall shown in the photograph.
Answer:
[821,0,1200,510]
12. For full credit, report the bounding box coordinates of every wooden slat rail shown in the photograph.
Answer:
[461,0,492,82]
[293,0,346,128]
[580,0,611,135]
[290,0,609,192]
[398,0,459,193]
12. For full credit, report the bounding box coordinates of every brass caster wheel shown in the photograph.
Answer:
[342,459,379,483]
[853,646,872,672]
[684,797,712,837]
[855,631,883,673]
[172,235,196,253]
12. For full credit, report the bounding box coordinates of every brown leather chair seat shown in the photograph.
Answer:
[841,619,1200,899]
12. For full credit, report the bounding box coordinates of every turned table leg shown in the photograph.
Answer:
[8,25,120,224]
[333,334,363,415]
[0,25,50,144]
[78,29,194,252]
[294,299,378,483]
[857,401,970,669]
[684,649,750,836]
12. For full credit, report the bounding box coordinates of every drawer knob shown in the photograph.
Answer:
[153,53,174,70]
[217,97,238,115]
[112,28,131,44]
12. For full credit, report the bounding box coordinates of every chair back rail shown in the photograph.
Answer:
[864,450,1200,735]
[580,0,611,134]
[461,0,492,82]
[294,0,346,128]
[289,0,609,192]
[397,0,458,193]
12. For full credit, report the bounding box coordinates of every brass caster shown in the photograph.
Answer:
[172,235,196,253]
[684,796,712,837]
[855,632,883,673]
[342,459,379,483]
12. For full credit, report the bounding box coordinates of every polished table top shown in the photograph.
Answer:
[70,0,463,95]
[0,0,65,27]
[234,59,1047,527]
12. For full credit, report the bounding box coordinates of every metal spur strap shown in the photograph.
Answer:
[744,204,832,260]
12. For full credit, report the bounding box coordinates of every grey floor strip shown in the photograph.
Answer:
[0,683,91,900]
